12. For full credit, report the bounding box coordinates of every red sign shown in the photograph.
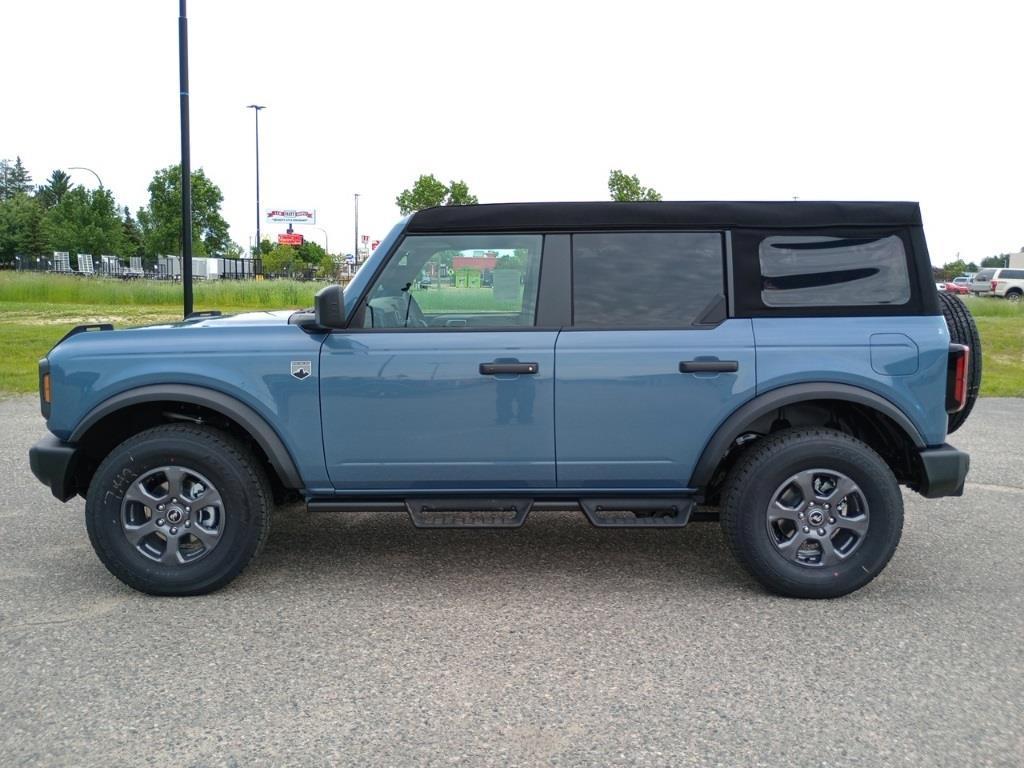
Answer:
[371,239,380,250]
[278,233,304,246]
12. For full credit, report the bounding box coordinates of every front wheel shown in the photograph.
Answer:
[85,424,272,596]
[720,428,903,598]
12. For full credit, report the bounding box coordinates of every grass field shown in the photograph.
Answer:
[0,272,1021,398]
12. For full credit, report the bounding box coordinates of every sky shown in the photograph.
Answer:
[3,0,1022,265]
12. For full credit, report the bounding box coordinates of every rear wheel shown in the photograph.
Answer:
[938,291,982,433]
[1005,289,1022,303]
[721,428,903,599]
[85,424,272,596]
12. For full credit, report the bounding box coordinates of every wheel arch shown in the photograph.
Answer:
[691,383,925,493]
[70,385,304,492]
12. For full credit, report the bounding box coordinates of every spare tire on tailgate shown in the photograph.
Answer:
[938,291,982,433]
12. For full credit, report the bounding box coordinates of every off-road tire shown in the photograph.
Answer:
[721,428,903,599]
[85,424,272,596]
[938,291,981,433]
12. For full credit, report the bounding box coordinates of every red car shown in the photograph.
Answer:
[943,282,970,295]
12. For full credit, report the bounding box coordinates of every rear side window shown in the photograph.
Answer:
[999,269,1024,280]
[975,269,996,281]
[572,232,724,328]
[759,235,910,307]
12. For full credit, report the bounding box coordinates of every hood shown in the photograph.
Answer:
[125,309,299,331]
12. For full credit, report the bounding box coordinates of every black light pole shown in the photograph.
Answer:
[179,0,193,318]
[247,105,266,254]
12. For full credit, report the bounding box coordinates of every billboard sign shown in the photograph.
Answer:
[278,233,304,246]
[266,208,316,223]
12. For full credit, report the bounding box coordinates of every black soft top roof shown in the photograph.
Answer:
[407,201,922,232]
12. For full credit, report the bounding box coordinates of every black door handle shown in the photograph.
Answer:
[679,360,739,373]
[480,362,539,375]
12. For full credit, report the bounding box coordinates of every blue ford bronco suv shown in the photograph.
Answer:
[29,202,978,598]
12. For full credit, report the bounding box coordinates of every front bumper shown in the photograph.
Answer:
[915,444,970,498]
[29,434,80,502]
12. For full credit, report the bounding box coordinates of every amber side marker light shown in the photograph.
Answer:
[42,372,51,404]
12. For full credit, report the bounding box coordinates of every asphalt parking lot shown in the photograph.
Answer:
[1,396,1021,767]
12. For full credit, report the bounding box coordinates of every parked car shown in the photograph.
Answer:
[29,201,979,599]
[951,276,972,288]
[991,269,1024,301]
[970,269,997,296]
[971,268,1024,300]
[943,281,970,295]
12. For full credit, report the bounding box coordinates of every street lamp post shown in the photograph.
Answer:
[67,166,104,188]
[353,193,360,263]
[178,0,193,318]
[247,105,266,255]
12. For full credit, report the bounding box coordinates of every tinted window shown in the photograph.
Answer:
[572,232,724,328]
[1000,269,1024,280]
[974,269,995,281]
[759,235,910,307]
[362,234,542,328]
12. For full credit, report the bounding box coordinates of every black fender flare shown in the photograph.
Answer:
[689,383,926,488]
[69,384,304,490]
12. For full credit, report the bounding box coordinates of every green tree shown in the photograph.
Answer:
[0,193,47,266]
[317,252,337,278]
[0,156,33,200]
[137,165,231,258]
[254,238,274,257]
[395,174,478,215]
[42,186,125,257]
[940,259,968,281]
[263,244,297,275]
[608,169,662,202]
[121,206,145,261]
[295,239,327,266]
[981,254,1008,268]
[36,169,71,209]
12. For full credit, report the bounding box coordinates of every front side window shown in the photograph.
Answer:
[572,232,725,328]
[360,234,543,328]
[759,235,910,307]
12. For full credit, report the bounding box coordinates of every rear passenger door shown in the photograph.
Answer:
[554,232,756,490]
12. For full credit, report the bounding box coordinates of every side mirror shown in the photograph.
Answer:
[314,284,346,329]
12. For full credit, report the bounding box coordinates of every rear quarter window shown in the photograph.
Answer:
[999,269,1024,280]
[759,235,910,307]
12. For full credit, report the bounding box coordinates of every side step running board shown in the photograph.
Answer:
[579,498,693,528]
[307,497,698,529]
[405,498,533,528]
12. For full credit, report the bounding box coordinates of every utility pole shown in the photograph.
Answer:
[247,105,266,256]
[354,193,360,263]
[179,0,193,318]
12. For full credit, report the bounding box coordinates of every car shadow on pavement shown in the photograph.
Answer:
[248,505,756,595]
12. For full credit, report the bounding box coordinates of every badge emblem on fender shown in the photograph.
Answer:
[290,361,312,380]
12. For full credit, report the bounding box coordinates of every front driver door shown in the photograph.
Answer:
[320,233,557,491]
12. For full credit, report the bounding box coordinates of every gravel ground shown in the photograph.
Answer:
[0,395,1021,767]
